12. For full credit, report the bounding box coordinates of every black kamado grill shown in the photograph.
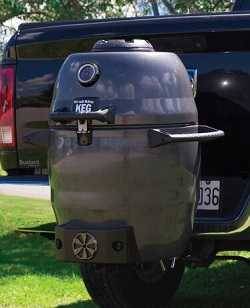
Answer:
[49,39,224,308]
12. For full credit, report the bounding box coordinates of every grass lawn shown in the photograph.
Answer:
[0,195,249,307]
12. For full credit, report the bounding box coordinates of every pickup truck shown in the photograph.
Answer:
[2,2,250,306]
[1,2,250,216]
[0,0,248,176]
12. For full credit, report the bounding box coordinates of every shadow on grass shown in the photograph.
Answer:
[0,231,97,306]
[171,295,250,308]
[172,259,250,308]
[0,231,250,308]
[0,231,79,279]
[57,300,96,308]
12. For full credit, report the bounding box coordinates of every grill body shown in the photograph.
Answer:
[49,41,200,262]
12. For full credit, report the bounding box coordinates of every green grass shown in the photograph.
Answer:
[0,195,250,307]
[0,195,94,308]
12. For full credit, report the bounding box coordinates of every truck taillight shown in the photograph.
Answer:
[0,65,15,148]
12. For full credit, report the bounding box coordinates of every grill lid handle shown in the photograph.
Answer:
[49,107,115,124]
[148,125,224,148]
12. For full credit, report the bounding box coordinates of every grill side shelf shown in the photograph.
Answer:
[148,125,224,148]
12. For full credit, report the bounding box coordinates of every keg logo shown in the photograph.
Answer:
[72,232,98,260]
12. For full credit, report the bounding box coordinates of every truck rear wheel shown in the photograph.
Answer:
[80,259,185,308]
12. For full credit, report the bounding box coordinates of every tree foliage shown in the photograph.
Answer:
[173,0,232,13]
[0,0,234,25]
[141,0,232,15]
[0,0,134,24]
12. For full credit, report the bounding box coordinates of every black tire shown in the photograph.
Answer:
[80,259,185,308]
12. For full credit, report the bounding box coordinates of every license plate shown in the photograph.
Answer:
[197,180,220,211]
[73,98,96,114]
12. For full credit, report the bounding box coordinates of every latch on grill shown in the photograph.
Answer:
[49,106,115,146]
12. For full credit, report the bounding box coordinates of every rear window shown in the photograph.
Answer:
[233,0,250,11]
